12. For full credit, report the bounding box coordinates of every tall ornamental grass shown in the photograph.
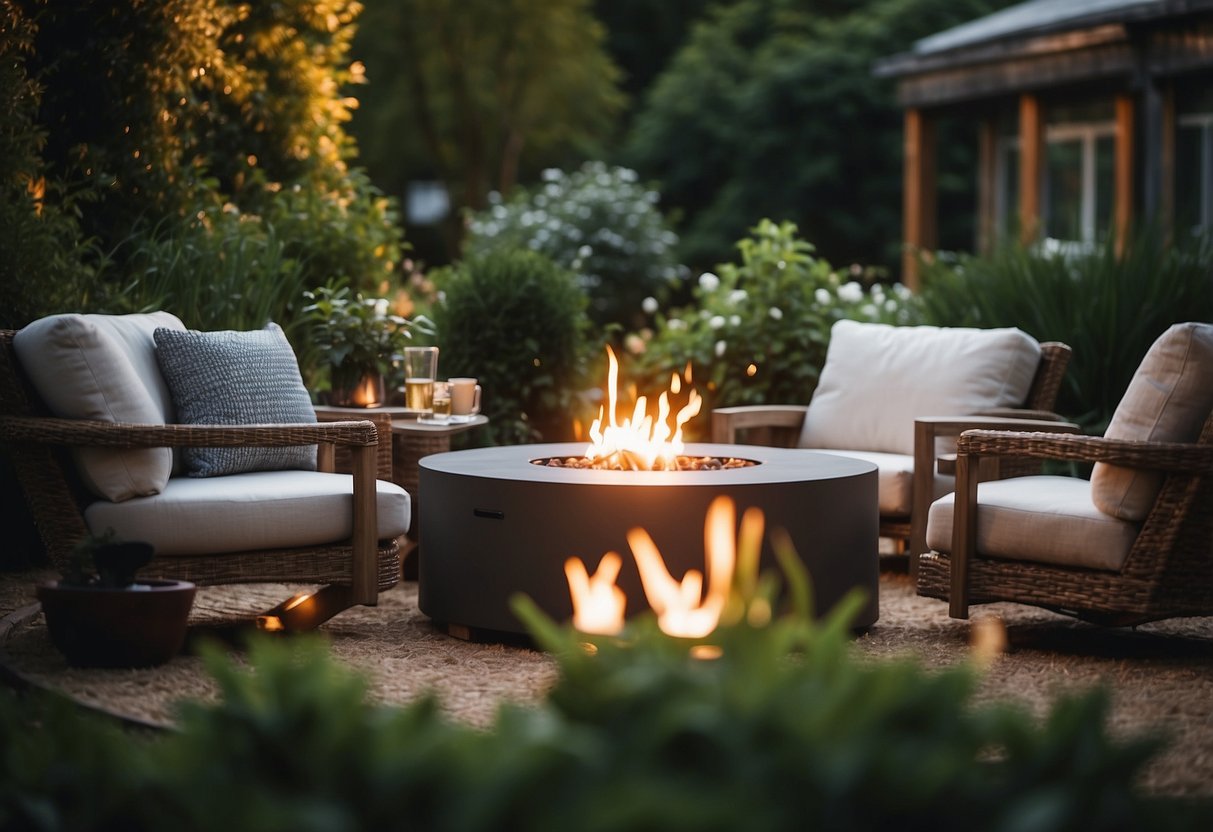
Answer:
[918,230,1213,434]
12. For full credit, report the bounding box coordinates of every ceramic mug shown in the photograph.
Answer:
[449,377,481,417]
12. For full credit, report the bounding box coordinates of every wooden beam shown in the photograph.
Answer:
[1161,82,1176,237]
[902,108,937,291]
[1018,94,1043,244]
[1115,93,1135,251]
[977,117,998,254]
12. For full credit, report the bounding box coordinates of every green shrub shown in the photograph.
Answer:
[465,162,686,328]
[0,4,107,328]
[430,248,592,444]
[634,219,919,412]
[918,230,1213,434]
[0,590,1193,831]
[115,204,310,339]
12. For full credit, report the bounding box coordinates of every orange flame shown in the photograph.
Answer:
[564,496,765,639]
[584,346,702,470]
[564,552,627,635]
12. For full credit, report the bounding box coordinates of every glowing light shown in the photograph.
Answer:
[583,346,702,471]
[564,552,627,635]
[564,496,762,640]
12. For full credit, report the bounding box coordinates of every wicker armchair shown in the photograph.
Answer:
[1,327,403,631]
[918,420,1213,624]
[919,322,1213,625]
[712,322,1073,575]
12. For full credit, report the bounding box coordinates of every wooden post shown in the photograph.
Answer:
[902,108,937,291]
[977,117,998,255]
[1115,93,1135,252]
[1160,83,1176,237]
[1018,94,1043,244]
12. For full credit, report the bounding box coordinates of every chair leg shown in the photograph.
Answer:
[910,419,938,581]
[948,453,979,620]
[256,585,356,632]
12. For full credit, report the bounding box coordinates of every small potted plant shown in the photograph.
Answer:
[35,530,196,668]
[303,283,434,407]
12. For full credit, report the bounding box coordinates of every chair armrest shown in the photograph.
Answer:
[972,406,1072,422]
[711,405,808,444]
[956,429,1213,474]
[914,414,1080,439]
[0,416,379,449]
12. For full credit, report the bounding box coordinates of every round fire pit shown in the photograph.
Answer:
[418,442,878,636]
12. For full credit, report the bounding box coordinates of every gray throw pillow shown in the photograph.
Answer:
[153,323,317,477]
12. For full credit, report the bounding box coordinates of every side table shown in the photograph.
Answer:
[312,404,409,480]
[392,416,489,574]
[314,404,489,576]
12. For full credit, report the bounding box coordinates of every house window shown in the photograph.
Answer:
[1176,113,1213,236]
[1042,122,1115,247]
[993,101,1116,249]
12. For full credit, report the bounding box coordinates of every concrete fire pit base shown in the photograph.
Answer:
[418,442,878,636]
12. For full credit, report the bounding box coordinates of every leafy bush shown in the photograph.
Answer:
[430,248,592,444]
[114,204,310,337]
[918,230,1213,434]
[0,4,106,328]
[634,219,918,412]
[0,588,1193,831]
[464,162,686,328]
[2,1,403,331]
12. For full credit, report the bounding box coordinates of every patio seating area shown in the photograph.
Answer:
[5,1,1213,825]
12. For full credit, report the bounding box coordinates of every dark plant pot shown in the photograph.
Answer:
[36,579,197,668]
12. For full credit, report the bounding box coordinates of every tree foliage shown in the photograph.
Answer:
[623,0,1014,273]
[350,0,626,259]
[2,0,403,329]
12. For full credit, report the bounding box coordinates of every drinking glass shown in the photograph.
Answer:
[403,346,439,414]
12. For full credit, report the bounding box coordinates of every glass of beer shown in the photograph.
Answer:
[426,382,452,423]
[403,346,438,414]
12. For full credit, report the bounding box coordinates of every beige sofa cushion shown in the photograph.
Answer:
[800,321,1041,455]
[1091,322,1213,522]
[12,312,186,501]
[85,470,411,556]
[807,449,952,516]
[927,476,1138,572]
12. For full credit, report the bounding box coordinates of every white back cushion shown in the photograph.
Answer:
[13,312,186,501]
[800,320,1041,455]
[1091,322,1213,522]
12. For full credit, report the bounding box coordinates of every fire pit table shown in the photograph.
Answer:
[418,442,878,636]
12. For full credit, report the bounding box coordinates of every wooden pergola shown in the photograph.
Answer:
[876,0,1213,288]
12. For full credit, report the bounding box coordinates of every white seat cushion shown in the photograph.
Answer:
[1091,322,1213,522]
[800,320,1041,455]
[806,449,952,516]
[927,476,1139,572]
[13,312,185,501]
[84,470,411,556]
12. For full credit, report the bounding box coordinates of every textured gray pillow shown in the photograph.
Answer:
[153,323,317,477]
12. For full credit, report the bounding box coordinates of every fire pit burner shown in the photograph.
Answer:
[534,454,757,471]
[419,442,878,636]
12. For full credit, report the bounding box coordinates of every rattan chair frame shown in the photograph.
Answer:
[711,341,1073,570]
[0,329,400,629]
[917,416,1213,625]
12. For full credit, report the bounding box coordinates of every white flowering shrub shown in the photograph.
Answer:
[464,162,686,327]
[633,219,919,409]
